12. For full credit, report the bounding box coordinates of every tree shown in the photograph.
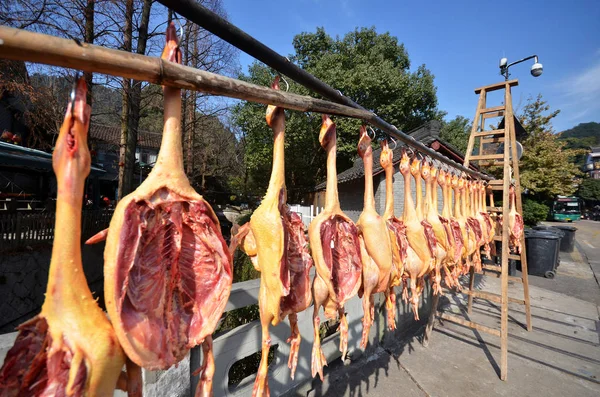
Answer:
[517,95,583,200]
[233,27,443,200]
[577,178,600,203]
[440,115,471,155]
[118,0,153,199]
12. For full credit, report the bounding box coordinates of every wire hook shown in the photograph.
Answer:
[405,146,415,157]
[279,75,290,92]
[367,127,376,140]
[69,72,80,117]
[172,14,185,44]
[388,136,397,150]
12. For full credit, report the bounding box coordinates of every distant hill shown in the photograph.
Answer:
[559,122,600,144]
[558,122,600,167]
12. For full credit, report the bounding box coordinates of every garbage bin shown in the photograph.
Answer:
[554,225,577,253]
[524,230,560,278]
[532,225,564,267]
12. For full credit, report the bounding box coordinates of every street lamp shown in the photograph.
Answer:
[499,55,543,80]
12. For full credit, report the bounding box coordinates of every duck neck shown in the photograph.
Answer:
[461,188,468,219]
[155,86,184,173]
[454,187,461,219]
[425,177,434,217]
[403,171,417,220]
[46,163,90,304]
[431,178,438,215]
[415,174,424,219]
[363,149,375,211]
[324,138,340,211]
[384,166,394,218]
[265,118,286,201]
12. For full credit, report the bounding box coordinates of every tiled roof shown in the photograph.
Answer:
[89,124,162,149]
[315,120,469,191]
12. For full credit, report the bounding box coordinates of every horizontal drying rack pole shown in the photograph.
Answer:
[0,25,490,180]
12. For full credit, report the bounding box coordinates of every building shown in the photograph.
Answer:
[584,146,600,179]
[312,121,476,222]
[88,124,161,200]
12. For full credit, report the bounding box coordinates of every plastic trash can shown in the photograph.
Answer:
[524,230,560,278]
[532,225,564,267]
[554,225,577,253]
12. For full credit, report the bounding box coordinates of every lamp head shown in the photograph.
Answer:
[531,62,543,77]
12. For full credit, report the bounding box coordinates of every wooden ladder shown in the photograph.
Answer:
[423,79,532,381]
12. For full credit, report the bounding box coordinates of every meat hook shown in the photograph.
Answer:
[388,136,398,150]
[171,15,185,44]
[69,72,81,118]
[278,75,290,92]
[367,126,376,140]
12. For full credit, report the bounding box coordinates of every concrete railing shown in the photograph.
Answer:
[0,275,432,397]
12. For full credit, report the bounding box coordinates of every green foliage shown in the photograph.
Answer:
[517,94,583,200]
[518,94,561,140]
[577,178,600,202]
[232,27,443,200]
[440,115,471,155]
[522,198,549,226]
[558,122,600,167]
[559,122,600,143]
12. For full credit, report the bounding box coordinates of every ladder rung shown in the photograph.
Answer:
[462,289,526,305]
[489,179,504,184]
[493,236,503,241]
[481,136,505,144]
[482,111,505,119]
[469,154,505,161]
[481,265,524,283]
[437,312,501,336]
[491,184,509,190]
[474,79,519,94]
[480,105,505,114]
[508,254,521,260]
[473,129,505,137]
[488,206,502,212]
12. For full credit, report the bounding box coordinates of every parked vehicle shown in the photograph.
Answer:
[550,196,581,222]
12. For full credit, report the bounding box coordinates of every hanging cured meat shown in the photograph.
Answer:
[379,140,408,330]
[451,175,477,274]
[0,78,128,396]
[310,115,363,380]
[466,180,485,272]
[89,24,232,396]
[480,182,496,255]
[231,76,313,394]
[399,151,435,319]
[474,181,492,259]
[421,161,448,294]
[436,168,461,288]
[356,126,394,342]
[508,185,524,253]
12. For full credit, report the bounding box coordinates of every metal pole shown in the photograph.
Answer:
[156,0,492,180]
[502,55,538,81]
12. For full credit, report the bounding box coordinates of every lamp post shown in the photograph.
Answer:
[499,55,543,80]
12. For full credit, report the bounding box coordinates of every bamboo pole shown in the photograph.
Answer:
[0,25,492,179]
[0,26,369,119]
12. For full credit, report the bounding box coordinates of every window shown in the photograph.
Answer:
[141,152,148,164]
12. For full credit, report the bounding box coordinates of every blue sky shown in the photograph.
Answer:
[223,0,600,132]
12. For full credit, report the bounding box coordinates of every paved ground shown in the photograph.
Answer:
[287,221,600,397]
[514,220,600,306]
